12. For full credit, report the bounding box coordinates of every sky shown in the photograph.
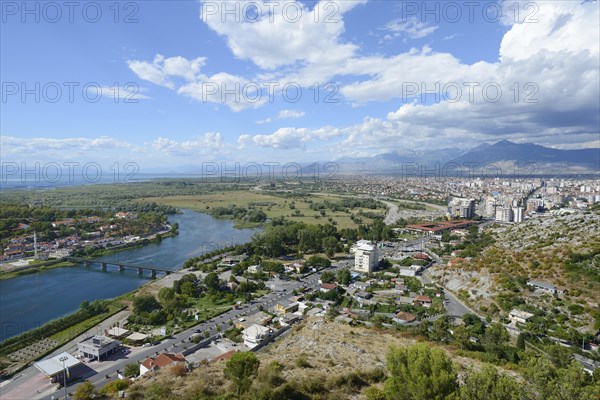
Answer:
[1,0,599,171]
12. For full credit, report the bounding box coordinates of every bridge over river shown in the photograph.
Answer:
[66,257,174,278]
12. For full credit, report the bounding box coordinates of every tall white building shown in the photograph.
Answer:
[448,197,476,219]
[495,206,513,223]
[354,241,379,273]
[513,206,524,223]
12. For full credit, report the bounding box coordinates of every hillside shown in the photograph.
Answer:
[430,208,600,333]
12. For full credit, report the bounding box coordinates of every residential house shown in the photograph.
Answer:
[509,309,534,325]
[242,324,271,349]
[527,280,557,294]
[247,264,262,274]
[414,295,432,308]
[393,312,417,324]
[274,301,299,315]
[320,283,338,293]
[140,353,186,376]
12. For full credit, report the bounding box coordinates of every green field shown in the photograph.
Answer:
[141,191,384,229]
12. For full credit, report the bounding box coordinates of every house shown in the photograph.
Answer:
[354,291,372,300]
[274,301,299,315]
[393,312,417,324]
[400,265,421,277]
[350,281,370,291]
[221,254,247,266]
[527,280,557,294]
[413,252,431,261]
[77,336,120,361]
[52,219,75,227]
[284,261,306,274]
[242,324,271,349]
[247,264,262,274]
[140,353,186,376]
[509,309,534,324]
[414,295,432,308]
[320,283,338,293]
[353,241,379,273]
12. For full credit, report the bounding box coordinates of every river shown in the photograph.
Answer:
[0,210,260,342]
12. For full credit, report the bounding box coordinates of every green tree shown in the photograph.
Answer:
[124,363,140,378]
[322,236,339,257]
[204,272,220,292]
[224,352,260,396]
[336,268,352,285]
[320,271,335,283]
[132,295,161,314]
[158,287,175,304]
[452,325,471,350]
[458,365,524,400]
[482,322,509,356]
[180,281,196,298]
[73,381,96,400]
[430,316,450,342]
[384,343,458,400]
[516,333,526,351]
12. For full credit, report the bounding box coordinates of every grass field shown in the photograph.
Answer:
[140,191,384,229]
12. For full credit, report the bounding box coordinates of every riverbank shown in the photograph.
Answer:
[0,260,77,280]
[0,227,177,281]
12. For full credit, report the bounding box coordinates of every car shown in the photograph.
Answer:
[142,343,151,348]
[194,329,202,333]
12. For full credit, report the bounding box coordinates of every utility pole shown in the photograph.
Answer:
[59,355,68,400]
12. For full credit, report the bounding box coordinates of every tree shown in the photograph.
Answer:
[482,323,509,356]
[132,295,161,314]
[320,271,335,283]
[306,255,331,269]
[453,325,471,349]
[322,236,339,257]
[204,272,220,292]
[158,287,175,304]
[180,281,196,298]
[458,365,524,400]
[73,381,96,400]
[336,268,352,285]
[516,333,526,351]
[385,343,458,400]
[224,352,260,396]
[124,363,140,377]
[430,316,450,342]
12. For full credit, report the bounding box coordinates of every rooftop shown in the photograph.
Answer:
[34,352,80,377]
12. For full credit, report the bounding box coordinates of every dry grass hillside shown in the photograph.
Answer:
[430,209,600,331]
[125,318,498,400]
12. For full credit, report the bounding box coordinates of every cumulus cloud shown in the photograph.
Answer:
[278,109,305,119]
[381,17,438,39]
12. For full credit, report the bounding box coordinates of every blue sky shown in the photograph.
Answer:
[1,0,599,169]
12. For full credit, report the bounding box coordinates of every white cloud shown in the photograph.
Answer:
[200,0,366,70]
[277,109,305,119]
[150,132,225,156]
[382,17,438,39]
[251,126,342,149]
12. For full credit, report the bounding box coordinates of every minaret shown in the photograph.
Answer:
[34,230,39,260]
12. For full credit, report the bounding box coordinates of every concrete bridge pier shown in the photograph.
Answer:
[151,270,157,279]
[137,267,143,275]
[118,265,125,272]
[101,263,107,271]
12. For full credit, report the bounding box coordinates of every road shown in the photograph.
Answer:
[2,260,352,400]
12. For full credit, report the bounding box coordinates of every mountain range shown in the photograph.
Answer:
[335,140,600,176]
